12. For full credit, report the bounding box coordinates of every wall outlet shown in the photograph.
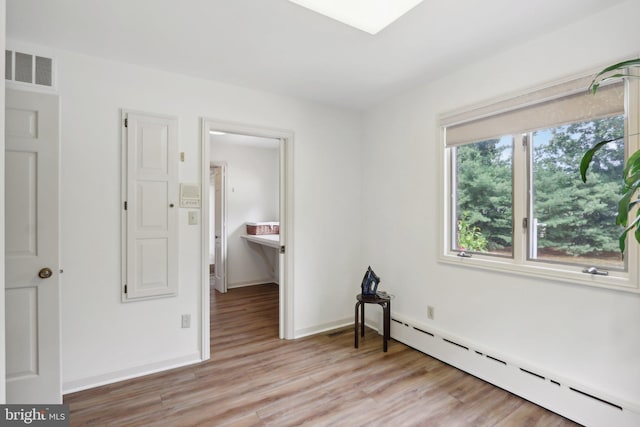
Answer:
[181,314,191,328]
[427,305,435,320]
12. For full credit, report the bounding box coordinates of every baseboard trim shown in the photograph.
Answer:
[294,317,354,339]
[390,313,640,427]
[227,279,276,289]
[62,352,202,394]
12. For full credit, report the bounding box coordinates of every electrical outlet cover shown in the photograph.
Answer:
[427,306,435,320]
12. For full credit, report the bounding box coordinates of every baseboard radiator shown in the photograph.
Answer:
[390,314,640,427]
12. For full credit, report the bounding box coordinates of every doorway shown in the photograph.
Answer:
[201,119,294,359]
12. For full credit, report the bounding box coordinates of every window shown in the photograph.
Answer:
[530,116,625,270]
[441,73,640,292]
[453,136,513,257]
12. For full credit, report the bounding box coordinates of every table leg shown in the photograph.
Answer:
[383,300,390,352]
[360,301,365,337]
[354,301,359,348]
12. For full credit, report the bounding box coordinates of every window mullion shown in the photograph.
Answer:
[512,133,528,264]
[625,71,640,285]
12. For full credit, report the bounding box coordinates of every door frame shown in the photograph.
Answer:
[200,119,294,359]
[209,162,227,294]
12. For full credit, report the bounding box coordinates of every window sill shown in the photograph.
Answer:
[438,253,639,294]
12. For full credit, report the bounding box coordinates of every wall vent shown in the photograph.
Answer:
[520,368,546,380]
[485,354,507,365]
[443,338,469,351]
[5,49,54,88]
[413,326,434,337]
[569,387,623,411]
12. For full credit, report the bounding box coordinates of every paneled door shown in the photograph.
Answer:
[122,112,178,301]
[5,89,61,403]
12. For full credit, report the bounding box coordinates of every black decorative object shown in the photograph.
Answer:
[360,266,380,296]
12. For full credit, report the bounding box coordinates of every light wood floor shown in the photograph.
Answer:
[65,284,580,426]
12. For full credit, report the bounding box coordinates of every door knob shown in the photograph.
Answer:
[38,267,53,279]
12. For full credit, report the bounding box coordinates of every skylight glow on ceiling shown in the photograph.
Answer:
[288,0,424,35]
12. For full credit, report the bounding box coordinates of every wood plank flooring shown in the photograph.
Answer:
[65,284,580,426]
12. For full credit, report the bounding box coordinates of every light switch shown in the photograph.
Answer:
[188,211,198,225]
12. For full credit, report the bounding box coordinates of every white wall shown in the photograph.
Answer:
[210,139,279,287]
[0,0,6,404]
[8,44,362,391]
[362,0,640,420]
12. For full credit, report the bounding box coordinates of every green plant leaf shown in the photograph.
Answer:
[629,199,640,210]
[623,157,640,198]
[623,148,640,178]
[619,230,627,255]
[579,137,623,182]
[625,171,640,186]
[589,58,640,93]
[619,214,640,254]
[590,74,637,94]
[616,187,636,227]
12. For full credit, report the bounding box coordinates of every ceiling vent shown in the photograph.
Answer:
[5,49,54,88]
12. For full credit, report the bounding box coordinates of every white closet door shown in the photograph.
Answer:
[123,112,178,300]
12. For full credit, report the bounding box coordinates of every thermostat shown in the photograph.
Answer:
[180,183,201,208]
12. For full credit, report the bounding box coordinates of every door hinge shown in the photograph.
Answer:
[280,245,285,254]
[522,217,528,229]
[124,284,128,294]
[124,118,128,128]
[522,134,529,148]
[124,201,128,210]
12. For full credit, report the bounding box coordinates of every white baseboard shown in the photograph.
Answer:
[294,317,354,339]
[62,352,202,394]
[390,313,640,427]
[227,279,276,289]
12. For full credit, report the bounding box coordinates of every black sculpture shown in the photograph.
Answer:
[360,266,380,296]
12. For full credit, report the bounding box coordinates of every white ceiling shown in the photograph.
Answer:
[6,0,629,110]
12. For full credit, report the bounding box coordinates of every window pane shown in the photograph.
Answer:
[530,115,625,270]
[453,136,513,256]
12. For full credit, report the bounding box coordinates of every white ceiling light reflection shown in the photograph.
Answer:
[288,0,424,35]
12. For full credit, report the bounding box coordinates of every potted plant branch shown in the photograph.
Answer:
[580,58,640,253]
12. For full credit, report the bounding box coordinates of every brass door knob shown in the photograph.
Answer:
[38,267,53,279]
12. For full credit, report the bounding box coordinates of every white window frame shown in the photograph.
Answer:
[439,71,640,293]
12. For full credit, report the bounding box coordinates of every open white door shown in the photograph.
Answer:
[5,88,61,403]
[213,165,226,293]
